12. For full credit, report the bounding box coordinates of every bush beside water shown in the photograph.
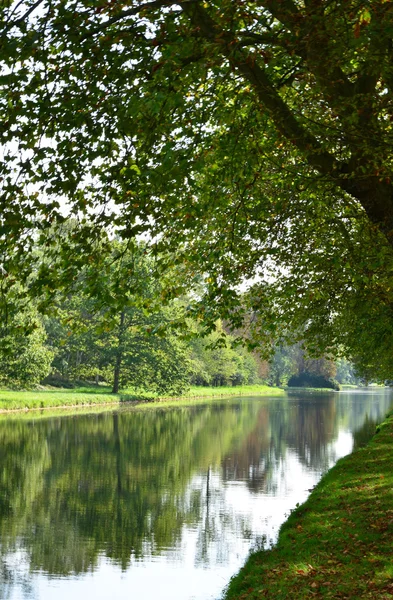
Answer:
[287,371,340,391]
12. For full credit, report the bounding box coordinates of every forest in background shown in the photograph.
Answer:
[1,1,393,392]
[1,236,362,394]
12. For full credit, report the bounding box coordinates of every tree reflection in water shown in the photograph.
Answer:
[0,389,390,595]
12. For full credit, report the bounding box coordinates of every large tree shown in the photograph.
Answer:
[1,1,393,376]
[44,239,191,394]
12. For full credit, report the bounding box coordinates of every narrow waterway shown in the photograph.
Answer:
[0,388,391,600]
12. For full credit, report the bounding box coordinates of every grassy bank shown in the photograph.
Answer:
[224,410,393,599]
[186,384,284,398]
[0,387,135,411]
[0,384,284,412]
[285,387,338,393]
[340,384,361,390]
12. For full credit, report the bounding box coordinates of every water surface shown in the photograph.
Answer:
[0,388,391,600]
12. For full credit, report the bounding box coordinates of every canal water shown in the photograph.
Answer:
[0,388,391,600]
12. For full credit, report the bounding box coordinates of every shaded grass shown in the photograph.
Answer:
[224,410,393,599]
[0,384,284,412]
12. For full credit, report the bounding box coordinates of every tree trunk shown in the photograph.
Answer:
[112,311,125,394]
[112,353,122,394]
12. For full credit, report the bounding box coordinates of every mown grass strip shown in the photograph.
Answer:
[285,387,338,393]
[186,385,285,398]
[0,390,138,411]
[224,410,393,599]
[0,384,284,412]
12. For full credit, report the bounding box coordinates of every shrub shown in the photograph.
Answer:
[287,372,340,391]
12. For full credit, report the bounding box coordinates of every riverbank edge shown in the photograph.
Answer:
[224,409,393,599]
[0,384,285,413]
[285,386,339,393]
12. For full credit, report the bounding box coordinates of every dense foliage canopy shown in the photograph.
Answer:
[2,1,393,378]
[0,286,53,386]
[40,239,263,392]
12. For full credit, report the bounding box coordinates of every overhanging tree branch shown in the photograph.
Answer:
[263,0,355,101]
[180,1,338,175]
[179,1,393,237]
[2,0,46,34]
[79,0,179,40]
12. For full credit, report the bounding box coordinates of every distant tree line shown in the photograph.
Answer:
[0,238,268,392]
[268,344,363,390]
[0,235,365,393]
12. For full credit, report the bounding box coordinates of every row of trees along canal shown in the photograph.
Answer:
[2,2,393,385]
[0,234,365,393]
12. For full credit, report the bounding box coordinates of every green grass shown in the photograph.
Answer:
[0,384,284,412]
[185,384,284,398]
[340,384,361,389]
[0,386,150,411]
[285,386,339,393]
[224,410,393,600]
